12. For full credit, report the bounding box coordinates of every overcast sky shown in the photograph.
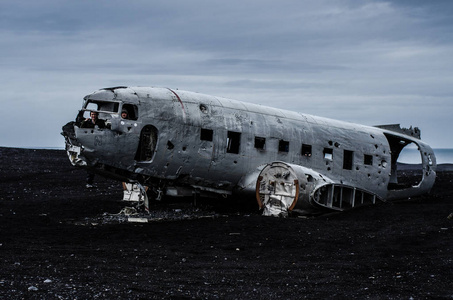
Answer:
[1,0,452,150]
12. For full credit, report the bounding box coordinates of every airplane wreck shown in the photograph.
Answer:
[61,86,436,216]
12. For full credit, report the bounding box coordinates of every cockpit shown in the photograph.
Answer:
[76,99,139,128]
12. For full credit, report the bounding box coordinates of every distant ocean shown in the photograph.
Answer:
[399,148,453,164]
[7,146,453,164]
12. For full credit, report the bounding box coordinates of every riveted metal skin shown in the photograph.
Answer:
[62,86,436,216]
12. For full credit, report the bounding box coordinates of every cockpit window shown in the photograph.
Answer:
[121,104,138,120]
[84,100,119,114]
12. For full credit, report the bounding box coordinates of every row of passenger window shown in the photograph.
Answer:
[200,128,374,169]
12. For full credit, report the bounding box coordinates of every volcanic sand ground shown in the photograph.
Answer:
[0,147,452,299]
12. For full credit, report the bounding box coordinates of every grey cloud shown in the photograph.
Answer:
[0,0,452,148]
[202,59,348,74]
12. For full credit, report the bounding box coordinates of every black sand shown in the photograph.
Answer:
[0,147,452,299]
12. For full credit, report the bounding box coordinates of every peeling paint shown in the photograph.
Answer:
[61,86,436,216]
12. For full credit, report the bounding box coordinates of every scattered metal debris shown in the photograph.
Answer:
[69,205,220,226]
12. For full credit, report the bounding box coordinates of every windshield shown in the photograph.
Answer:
[84,100,120,114]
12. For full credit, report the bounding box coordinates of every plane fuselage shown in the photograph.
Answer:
[62,86,436,215]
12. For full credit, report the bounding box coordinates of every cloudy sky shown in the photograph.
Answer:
[1,0,452,149]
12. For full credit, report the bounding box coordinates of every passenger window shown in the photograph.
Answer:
[254,136,266,150]
[301,144,312,157]
[323,148,333,160]
[343,150,354,170]
[278,140,289,152]
[364,154,373,165]
[227,131,241,154]
[200,128,213,141]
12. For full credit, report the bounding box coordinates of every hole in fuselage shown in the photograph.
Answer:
[386,140,423,190]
